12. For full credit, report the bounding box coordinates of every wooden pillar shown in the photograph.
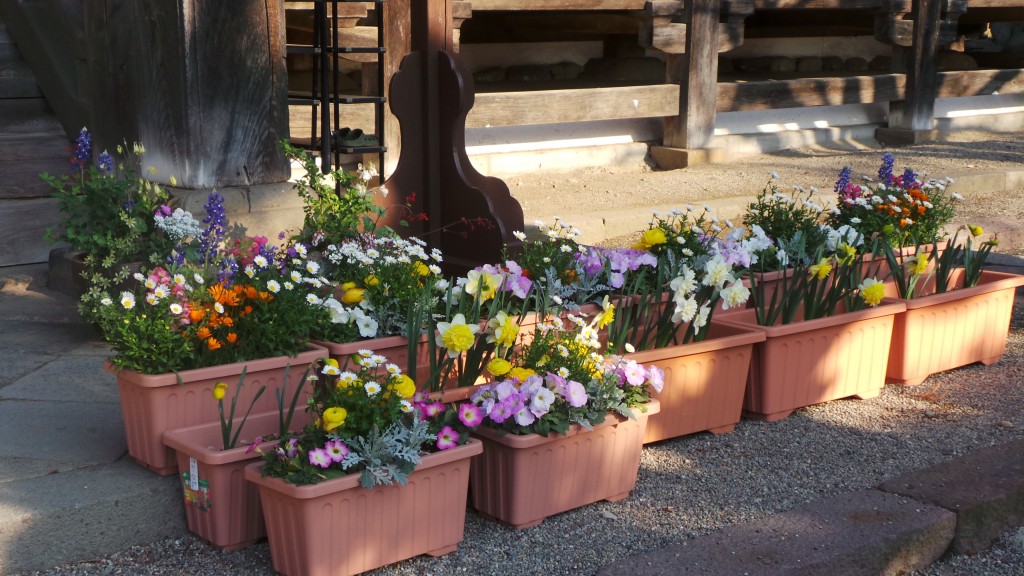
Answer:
[877,0,943,145]
[85,0,290,188]
[650,0,724,169]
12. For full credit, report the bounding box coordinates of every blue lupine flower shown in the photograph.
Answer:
[901,167,916,186]
[70,128,91,169]
[217,256,238,285]
[97,151,114,174]
[878,153,895,186]
[834,166,851,194]
[198,192,227,265]
[122,199,137,212]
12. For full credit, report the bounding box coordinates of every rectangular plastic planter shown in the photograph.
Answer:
[626,322,765,443]
[313,334,433,387]
[109,345,325,475]
[884,269,1024,385]
[470,399,660,529]
[245,439,483,576]
[716,303,905,421]
[163,410,311,550]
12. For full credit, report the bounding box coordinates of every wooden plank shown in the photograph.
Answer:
[0,197,60,265]
[962,0,1024,8]
[0,98,63,134]
[0,60,42,97]
[467,84,679,127]
[470,0,649,10]
[717,74,906,111]
[937,68,1024,97]
[754,0,882,8]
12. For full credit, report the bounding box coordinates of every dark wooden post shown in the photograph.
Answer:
[877,0,943,144]
[649,0,726,169]
[84,0,290,188]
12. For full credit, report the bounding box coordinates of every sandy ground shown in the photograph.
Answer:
[504,130,1024,247]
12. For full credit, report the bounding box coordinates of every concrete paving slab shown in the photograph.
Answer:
[0,399,124,467]
[0,352,59,389]
[597,490,955,576]
[0,320,98,357]
[1,355,119,404]
[879,438,1024,555]
[0,458,185,575]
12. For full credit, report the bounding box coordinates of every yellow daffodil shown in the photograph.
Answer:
[597,295,615,329]
[464,270,503,302]
[212,382,228,400]
[435,313,480,358]
[487,357,512,377]
[910,253,929,276]
[487,311,519,348]
[837,243,858,264]
[322,406,347,432]
[808,258,833,280]
[859,278,885,307]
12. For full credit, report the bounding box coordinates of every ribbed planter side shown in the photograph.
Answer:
[885,269,1024,385]
[626,324,764,443]
[245,439,482,576]
[470,400,660,529]
[163,411,311,550]
[110,345,325,475]
[717,303,905,422]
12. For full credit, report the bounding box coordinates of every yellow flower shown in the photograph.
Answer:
[597,296,615,329]
[212,382,228,401]
[910,253,929,276]
[465,270,503,302]
[341,281,357,291]
[487,311,519,348]
[969,225,984,237]
[487,358,512,377]
[508,367,535,382]
[435,313,480,358]
[364,275,380,287]
[413,261,430,276]
[859,278,886,307]
[392,374,416,399]
[341,287,365,305]
[641,227,668,248]
[808,258,833,280]
[325,358,339,368]
[837,243,858,264]
[322,407,348,432]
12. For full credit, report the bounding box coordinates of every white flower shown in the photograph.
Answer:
[693,305,711,333]
[294,243,308,257]
[305,293,322,305]
[120,292,136,309]
[253,255,268,268]
[513,230,527,241]
[672,296,697,324]
[322,364,341,376]
[670,267,697,297]
[144,278,156,289]
[193,273,204,285]
[100,297,113,306]
[624,343,636,354]
[284,281,294,290]
[355,314,378,338]
[244,265,256,279]
[214,302,225,314]
[145,293,158,306]
[364,381,382,396]
[306,261,320,275]
[702,255,733,289]
[153,285,169,299]
[720,281,751,310]
[173,274,186,285]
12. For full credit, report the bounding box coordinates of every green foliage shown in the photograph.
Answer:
[743,177,828,270]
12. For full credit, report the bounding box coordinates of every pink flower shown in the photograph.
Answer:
[245,437,262,454]
[621,360,647,387]
[564,380,588,408]
[324,440,349,463]
[457,403,483,428]
[436,426,460,450]
[308,447,331,468]
[424,402,446,418]
[646,366,665,393]
[514,406,536,427]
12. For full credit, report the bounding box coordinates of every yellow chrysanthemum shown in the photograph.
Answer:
[322,407,348,432]
[212,382,228,401]
[412,261,430,276]
[391,374,416,399]
[487,358,512,377]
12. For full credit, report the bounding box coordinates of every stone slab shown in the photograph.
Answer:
[0,399,125,467]
[875,128,943,146]
[598,490,955,576]
[879,438,1024,555]
[0,458,185,575]
[1,355,119,404]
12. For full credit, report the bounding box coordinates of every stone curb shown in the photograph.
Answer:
[599,438,1024,576]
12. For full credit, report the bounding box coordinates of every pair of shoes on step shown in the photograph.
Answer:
[332,127,378,148]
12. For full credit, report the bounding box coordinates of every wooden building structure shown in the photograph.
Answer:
[2,0,1023,266]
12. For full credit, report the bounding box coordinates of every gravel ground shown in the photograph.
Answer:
[15,297,1024,575]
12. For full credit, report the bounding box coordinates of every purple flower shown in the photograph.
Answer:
[286,437,299,459]
[122,199,137,212]
[878,153,895,186]
[488,397,516,424]
[245,437,262,454]
[621,360,647,387]
[424,402,446,418]
[457,403,483,428]
[834,166,851,195]
[70,127,91,169]
[899,167,917,187]
[564,380,588,408]
[514,406,536,427]
[436,426,460,450]
[545,372,568,397]
[97,151,114,174]
[199,192,227,265]
[646,366,665,393]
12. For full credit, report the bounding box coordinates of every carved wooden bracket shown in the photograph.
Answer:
[640,0,753,54]
[873,0,966,47]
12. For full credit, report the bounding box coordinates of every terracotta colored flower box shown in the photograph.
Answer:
[109,345,325,475]
[470,400,660,529]
[245,439,483,576]
[313,334,432,382]
[626,322,765,443]
[884,269,1024,385]
[716,303,905,421]
[163,410,311,550]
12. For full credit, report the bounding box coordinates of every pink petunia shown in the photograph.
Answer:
[457,403,483,428]
[564,380,589,408]
[308,447,332,469]
[436,426,460,450]
[324,440,349,463]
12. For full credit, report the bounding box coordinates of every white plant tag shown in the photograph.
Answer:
[189,457,199,491]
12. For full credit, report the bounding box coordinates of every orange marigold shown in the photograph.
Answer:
[226,333,238,344]
[221,315,234,327]
[207,337,222,351]
[189,308,206,323]
[258,291,273,303]
[209,284,240,307]
[196,327,212,340]
[244,286,258,300]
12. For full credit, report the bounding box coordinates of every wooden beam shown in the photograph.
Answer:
[717,74,906,111]
[666,0,720,149]
[469,0,649,10]
[888,0,942,131]
[467,84,679,127]
[937,68,1024,97]
[754,0,883,8]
